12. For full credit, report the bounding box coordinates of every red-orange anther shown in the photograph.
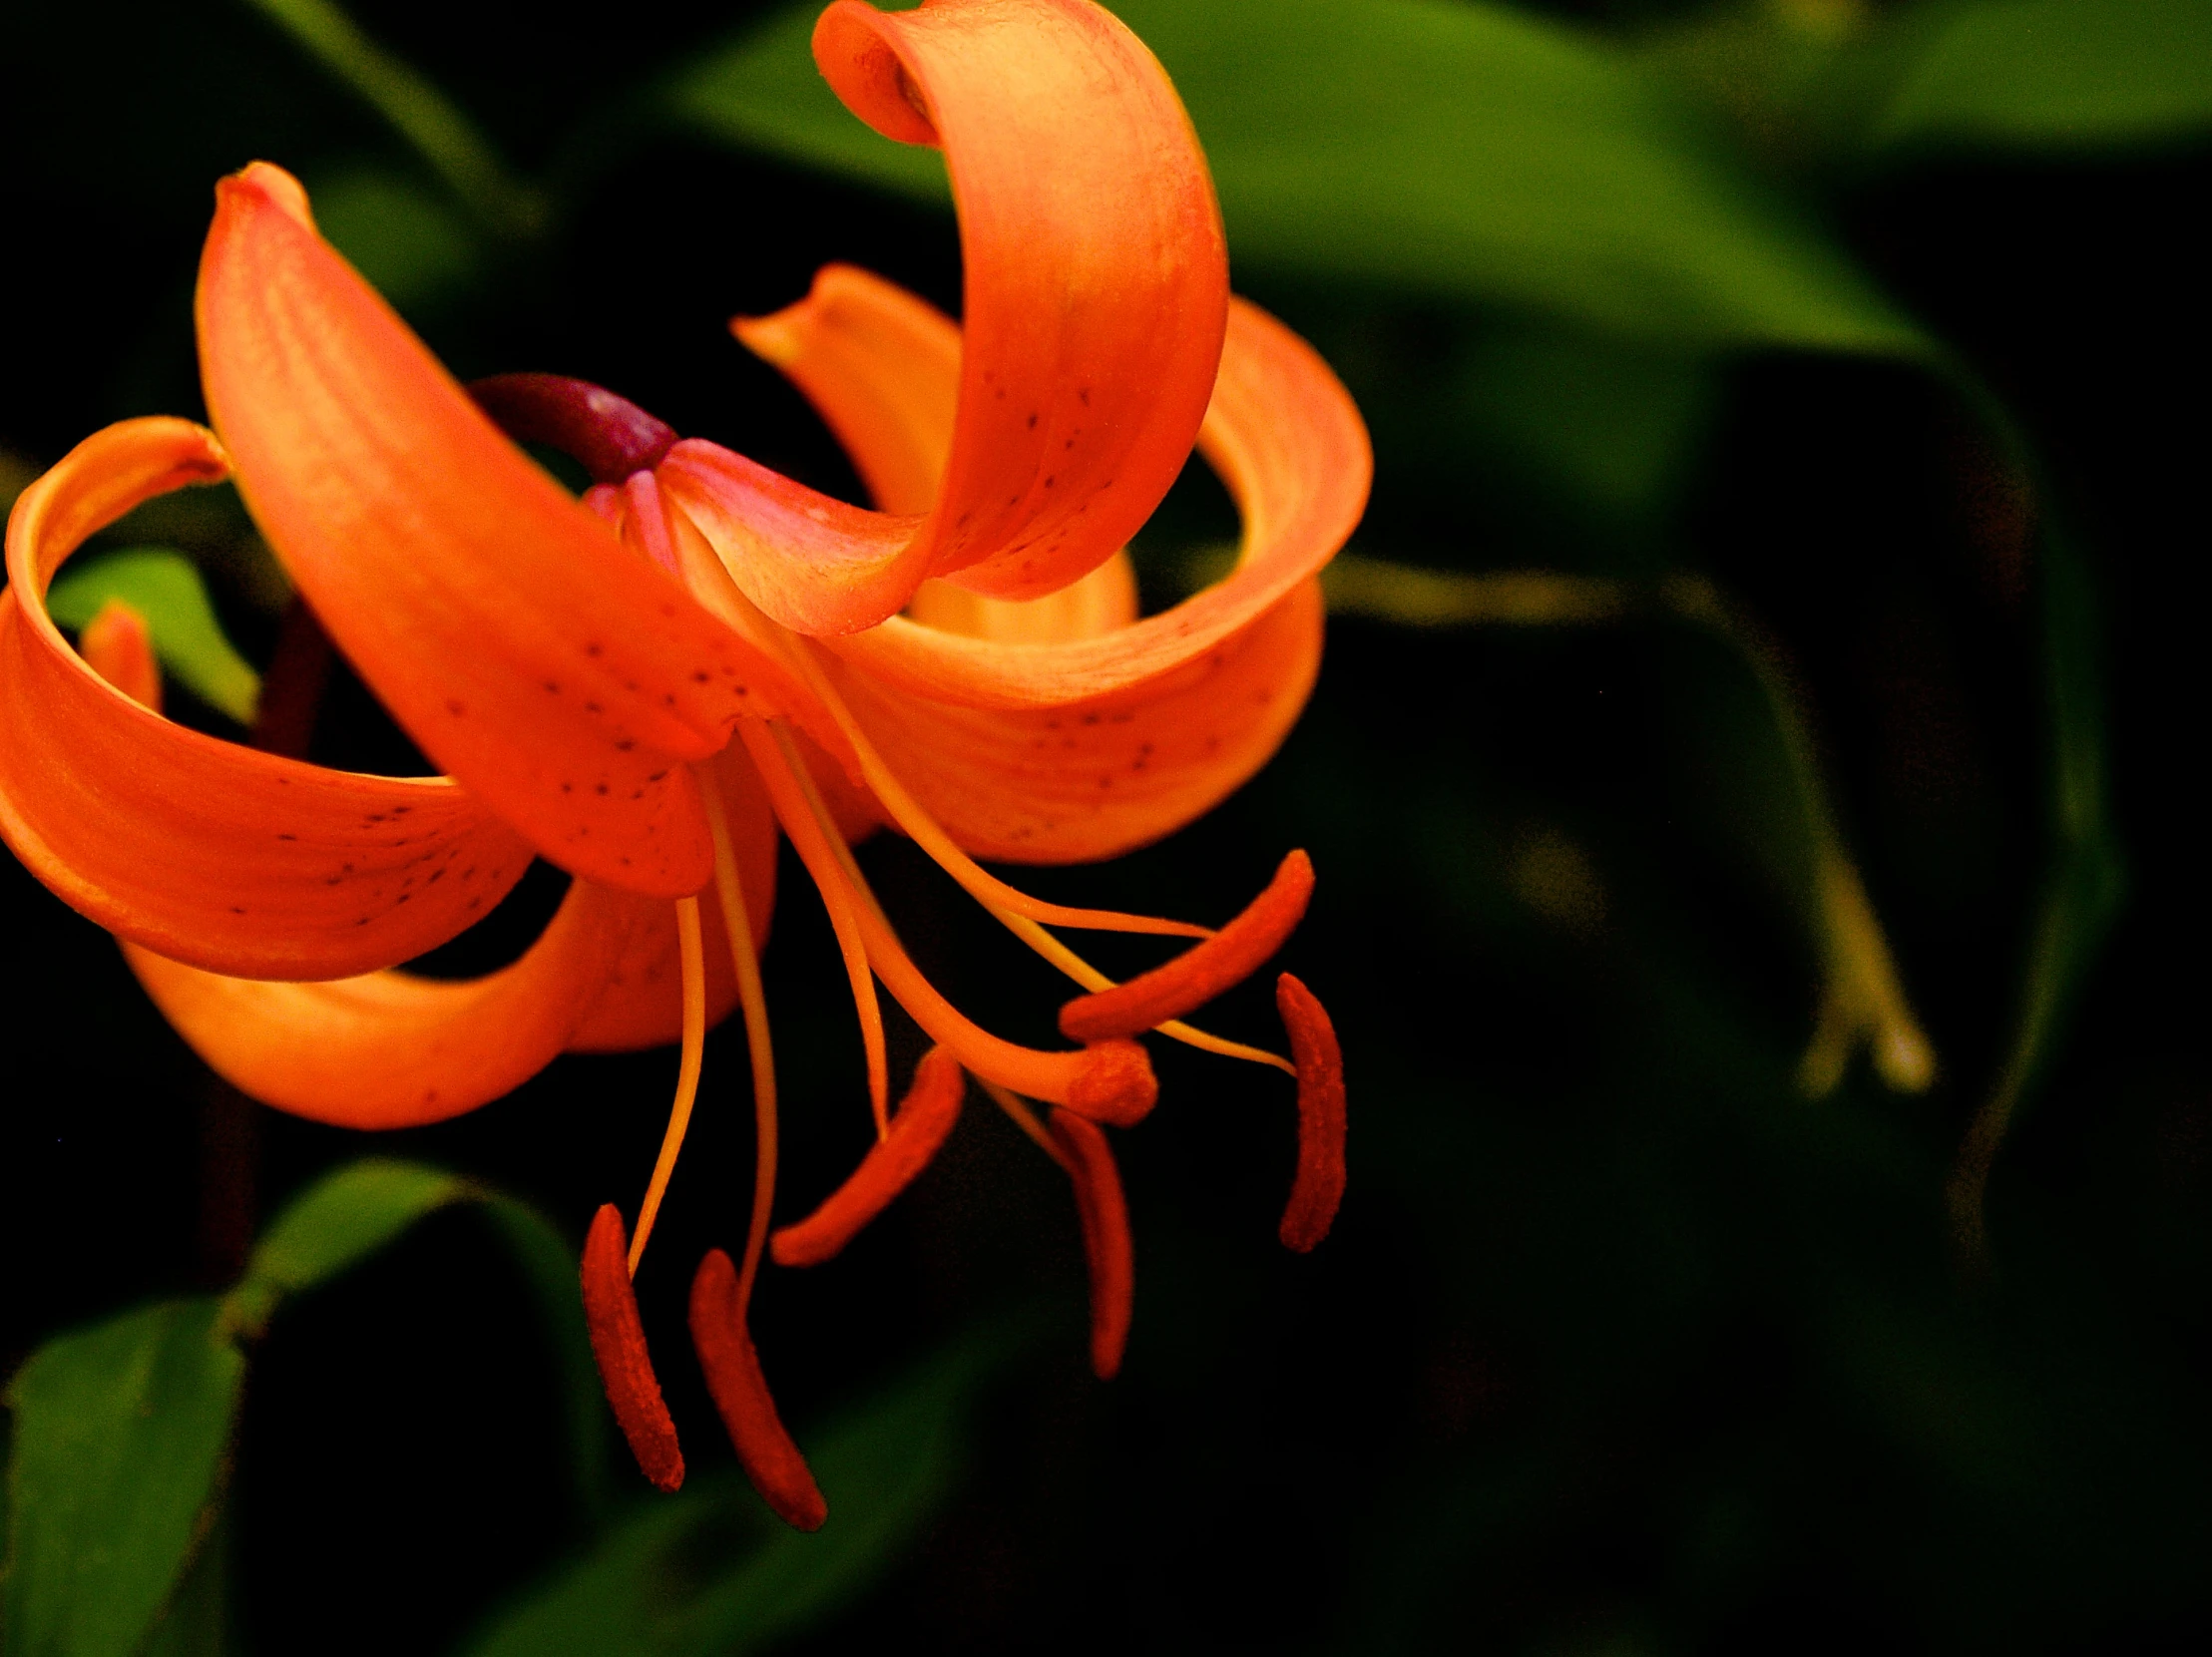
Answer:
[773,1046,966,1267]
[580,1203,684,1491]
[1049,1108,1132,1380]
[1275,974,1345,1253]
[1058,850,1314,1041]
[1059,1036,1158,1127]
[689,1248,828,1531]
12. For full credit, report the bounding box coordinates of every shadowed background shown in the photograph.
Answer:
[4,1,2210,1652]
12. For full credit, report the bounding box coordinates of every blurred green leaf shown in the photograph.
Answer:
[466,1326,1013,1657]
[1861,0,2212,155]
[310,167,487,314]
[47,550,261,725]
[674,0,1926,352]
[477,1195,614,1524]
[239,0,547,237]
[135,1512,230,1657]
[1,1298,242,1657]
[1949,520,2125,1268]
[232,1159,469,1333]
[1458,323,1720,525]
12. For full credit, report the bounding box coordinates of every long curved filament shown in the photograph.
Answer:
[697,764,781,1311]
[628,896,706,1275]
[777,649,1292,1074]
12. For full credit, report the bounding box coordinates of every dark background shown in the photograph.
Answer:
[5,1,2210,1651]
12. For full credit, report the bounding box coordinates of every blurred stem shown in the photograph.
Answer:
[1942,516,2123,1280]
[1319,552,1933,1096]
[239,0,549,239]
[1930,374,2124,1281]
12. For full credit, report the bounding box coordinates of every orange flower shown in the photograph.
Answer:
[0,0,1364,1526]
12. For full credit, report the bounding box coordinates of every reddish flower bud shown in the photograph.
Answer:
[468,374,677,485]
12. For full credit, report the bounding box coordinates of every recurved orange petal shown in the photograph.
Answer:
[824,294,1371,708]
[659,0,1226,631]
[0,418,534,979]
[196,163,801,896]
[124,877,645,1128]
[809,582,1320,863]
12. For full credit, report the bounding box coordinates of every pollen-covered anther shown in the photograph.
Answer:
[579,1204,684,1492]
[1275,973,1346,1253]
[1060,1036,1157,1128]
[773,1046,966,1267]
[1049,1108,1133,1380]
[1058,850,1315,1041]
[689,1249,828,1531]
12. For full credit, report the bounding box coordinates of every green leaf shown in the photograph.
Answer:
[239,0,547,238]
[231,1159,469,1333]
[673,0,1926,353]
[1458,322,1720,525]
[477,1196,613,1524]
[1,1299,243,1657]
[46,550,261,725]
[1862,0,2212,155]
[309,166,487,315]
[465,1327,1016,1657]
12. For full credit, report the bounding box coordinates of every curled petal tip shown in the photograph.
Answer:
[219,161,314,230]
[1059,850,1315,1042]
[580,1204,685,1491]
[772,1046,966,1268]
[1275,974,1346,1254]
[689,1250,829,1531]
[1061,1037,1156,1128]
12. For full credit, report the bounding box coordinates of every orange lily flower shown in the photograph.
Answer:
[0,0,1365,1526]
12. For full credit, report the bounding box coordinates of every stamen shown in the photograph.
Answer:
[772,1046,966,1267]
[738,723,889,1134]
[977,1077,1075,1175]
[689,1248,828,1530]
[700,574,1280,1071]
[1048,1109,1133,1381]
[776,636,1208,941]
[580,1204,684,1491]
[627,896,706,1275]
[1275,974,1347,1253]
[748,719,1157,1125]
[697,767,781,1310]
[1059,851,1314,1041]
